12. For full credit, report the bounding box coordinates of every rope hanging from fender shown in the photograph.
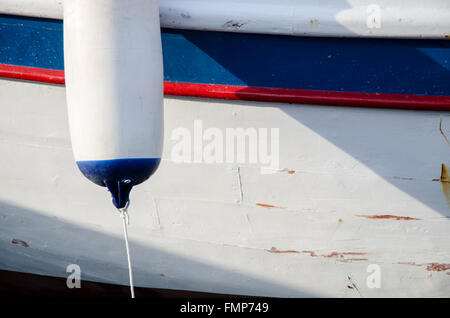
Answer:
[118,202,135,299]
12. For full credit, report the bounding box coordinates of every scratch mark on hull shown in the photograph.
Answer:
[356,214,421,221]
[347,275,363,297]
[237,166,243,204]
[11,239,29,248]
[439,119,450,147]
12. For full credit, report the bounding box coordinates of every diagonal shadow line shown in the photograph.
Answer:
[0,200,319,297]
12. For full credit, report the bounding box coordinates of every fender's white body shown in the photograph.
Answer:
[64,0,163,162]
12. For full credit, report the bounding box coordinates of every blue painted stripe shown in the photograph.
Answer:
[76,158,160,209]
[0,15,63,70]
[0,14,449,96]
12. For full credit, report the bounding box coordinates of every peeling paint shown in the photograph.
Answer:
[398,262,422,266]
[341,252,368,256]
[427,263,450,272]
[340,258,369,263]
[301,250,317,257]
[223,20,245,29]
[398,262,450,273]
[301,250,367,262]
[267,246,299,254]
[356,214,421,221]
[11,239,29,248]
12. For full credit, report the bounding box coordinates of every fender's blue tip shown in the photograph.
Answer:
[76,158,160,209]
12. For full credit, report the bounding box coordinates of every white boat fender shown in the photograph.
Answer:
[63,0,164,209]
[63,0,164,298]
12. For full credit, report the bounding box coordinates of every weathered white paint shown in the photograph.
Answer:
[64,0,163,161]
[0,0,63,19]
[0,0,449,39]
[1,78,450,297]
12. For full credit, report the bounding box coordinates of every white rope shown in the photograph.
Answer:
[118,205,135,299]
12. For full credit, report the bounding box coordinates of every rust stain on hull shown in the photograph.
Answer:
[437,163,450,206]
[256,203,276,208]
[440,181,450,207]
[256,203,285,209]
[282,168,296,175]
[11,239,29,248]
[440,163,450,182]
[356,214,421,221]
[437,120,450,205]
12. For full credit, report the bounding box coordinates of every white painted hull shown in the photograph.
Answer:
[1,78,450,297]
[1,0,449,39]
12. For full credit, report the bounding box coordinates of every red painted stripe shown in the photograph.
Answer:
[0,64,65,84]
[1,63,450,111]
[165,82,450,111]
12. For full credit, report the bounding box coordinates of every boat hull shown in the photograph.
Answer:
[1,78,450,297]
[0,14,450,110]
